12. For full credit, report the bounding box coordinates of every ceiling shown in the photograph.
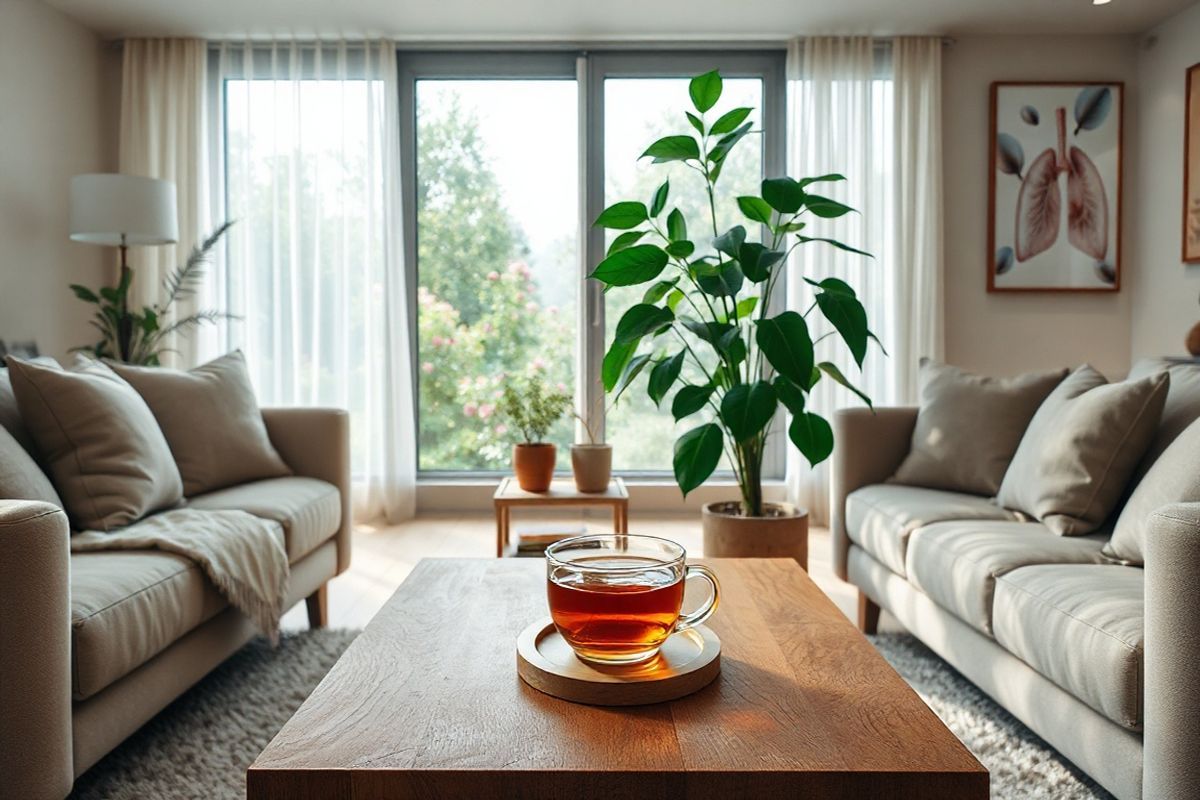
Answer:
[44,0,1193,40]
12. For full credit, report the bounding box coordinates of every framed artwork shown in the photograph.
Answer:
[1185,63,1200,263]
[988,81,1123,292]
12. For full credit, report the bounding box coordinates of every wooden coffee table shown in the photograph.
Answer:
[248,558,987,799]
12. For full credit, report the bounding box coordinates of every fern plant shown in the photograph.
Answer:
[70,221,237,365]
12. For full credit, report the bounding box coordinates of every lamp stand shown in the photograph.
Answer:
[117,233,133,362]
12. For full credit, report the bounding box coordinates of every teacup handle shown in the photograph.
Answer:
[675,564,720,633]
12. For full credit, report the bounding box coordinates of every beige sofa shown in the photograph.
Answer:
[831,365,1200,800]
[0,407,351,800]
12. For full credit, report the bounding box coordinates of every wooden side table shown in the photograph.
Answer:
[493,477,628,557]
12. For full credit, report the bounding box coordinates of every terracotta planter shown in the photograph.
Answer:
[1187,321,1200,356]
[513,443,557,492]
[701,501,809,570]
[570,444,612,493]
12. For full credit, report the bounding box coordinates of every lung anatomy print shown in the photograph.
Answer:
[989,83,1122,292]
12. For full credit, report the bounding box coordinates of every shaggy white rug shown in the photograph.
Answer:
[70,630,1113,799]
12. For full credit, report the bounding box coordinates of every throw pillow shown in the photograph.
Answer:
[0,356,58,455]
[889,359,1068,496]
[1126,358,1200,475]
[1104,416,1200,565]
[5,356,183,531]
[108,350,291,496]
[0,425,63,508]
[996,365,1169,535]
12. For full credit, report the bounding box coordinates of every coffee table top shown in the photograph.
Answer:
[248,558,986,800]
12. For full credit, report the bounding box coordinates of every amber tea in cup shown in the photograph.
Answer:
[545,534,719,665]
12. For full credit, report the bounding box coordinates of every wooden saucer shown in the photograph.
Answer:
[516,617,721,706]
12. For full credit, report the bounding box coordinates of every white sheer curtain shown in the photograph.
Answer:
[212,41,416,522]
[785,37,943,524]
[119,39,213,367]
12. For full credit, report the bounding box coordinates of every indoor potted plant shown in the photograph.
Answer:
[499,375,573,492]
[571,402,612,493]
[591,70,877,560]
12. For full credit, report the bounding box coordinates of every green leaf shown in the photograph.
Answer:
[672,384,714,421]
[99,287,120,304]
[681,318,733,345]
[607,230,647,257]
[685,111,705,135]
[641,135,700,163]
[613,354,652,404]
[773,376,806,414]
[667,208,687,242]
[643,278,679,305]
[709,107,752,136]
[738,242,784,283]
[590,244,669,287]
[712,225,746,258]
[799,173,846,188]
[673,423,724,496]
[721,381,778,442]
[762,177,805,214]
[803,194,853,219]
[650,180,670,218]
[602,340,637,392]
[614,303,675,345]
[140,308,159,334]
[754,311,814,386]
[797,236,872,258]
[717,328,747,365]
[737,196,774,225]
[814,291,869,367]
[804,276,856,296]
[689,70,723,113]
[778,221,807,233]
[648,351,685,407]
[665,240,695,259]
[817,361,873,409]
[707,122,752,164]
[868,329,889,356]
[595,201,648,229]
[735,296,759,318]
[789,412,834,467]
[70,284,100,304]
[666,288,685,312]
[693,259,744,298]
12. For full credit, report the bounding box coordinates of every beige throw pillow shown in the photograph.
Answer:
[996,365,1169,535]
[6,356,183,531]
[1104,416,1200,565]
[0,425,63,508]
[890,359,1068,496]
[109,351,290,497]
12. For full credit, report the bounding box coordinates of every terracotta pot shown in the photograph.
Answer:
[513,443,557,492]
[570,444,612,493]
[701,501,809,569]
[1187,321,1200,357]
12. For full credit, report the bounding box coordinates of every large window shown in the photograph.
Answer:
[400,51,785,475]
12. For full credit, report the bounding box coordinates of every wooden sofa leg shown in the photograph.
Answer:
[857,590,880,635]
[306,583,329,629]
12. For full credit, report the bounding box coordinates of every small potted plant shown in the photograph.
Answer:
[571,403,612,493]
[498,375,572,492]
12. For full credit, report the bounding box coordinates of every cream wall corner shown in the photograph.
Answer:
[0,0,120,363]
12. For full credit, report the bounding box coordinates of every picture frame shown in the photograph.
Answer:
[988,81,1124,293]
[1185,63,1200,263]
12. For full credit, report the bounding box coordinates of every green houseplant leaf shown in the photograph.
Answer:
[816,361,873,409]
[737,196,774,225]
[648,351,685,406]
[709,107,752,136]
[614,303,674,345]
[672,384,714,421]
[650,180,670,218]
[720,381,777,442]
[754,311,814,386]
[601,340,637,392]
[673,423,724,495]
[641,136,700,163]
[814,290,869,367]
[608,230,648,256]
[689,70,723,113]
[789,412,834,467]
[762,177,804,213]
[590,244,669,287]
[595,201,649,229]
[612,353,653,404]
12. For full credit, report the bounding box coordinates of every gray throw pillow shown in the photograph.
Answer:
[996,365,1169,535]
[890,359,1068,496]
[1126,358,1200,476]
[108,350,290,497]
[1104,416,1200,565]
[0,424,63,508]
[5,356,183,531]
[0,357,59,455]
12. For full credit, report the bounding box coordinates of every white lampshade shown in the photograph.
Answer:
[69,173,178,246]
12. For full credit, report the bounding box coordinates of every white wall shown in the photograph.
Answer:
[1128,2,1200,360]
[0,0,119,362]
[941,35,1139,379]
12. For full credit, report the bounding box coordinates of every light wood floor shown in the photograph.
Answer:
[281,511,903,633]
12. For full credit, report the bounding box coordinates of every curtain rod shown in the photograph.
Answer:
[196,35,953,50]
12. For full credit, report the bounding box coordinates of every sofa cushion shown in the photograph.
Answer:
[0,425,62,507]
[996,365,1169,535]
[109,351,291,497]
[890,359,1067,496]
[5,356,183,531]
[906,521,1107,635]
[845,485,1017,576]
[0,357,58,455]
[71,550,230,700]
[186,476,339,563]
[993,564,1143,730]
[1126,357,1200,476]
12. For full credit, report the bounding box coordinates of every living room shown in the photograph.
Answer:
[1,0,1199,797]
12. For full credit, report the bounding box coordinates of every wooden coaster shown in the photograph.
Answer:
[516,617,720,706]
